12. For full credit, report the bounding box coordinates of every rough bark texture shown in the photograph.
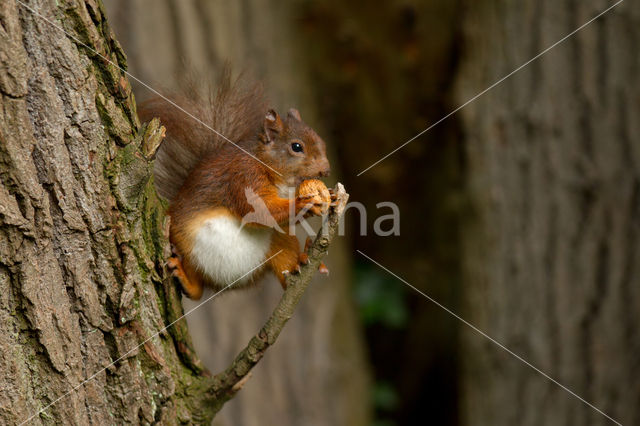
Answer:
[0,0,199,423]
[104,2,371,426]
[0,0,356,424]
[456,1,640,425]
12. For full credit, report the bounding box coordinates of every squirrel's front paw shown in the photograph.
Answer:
[296,179,331,216]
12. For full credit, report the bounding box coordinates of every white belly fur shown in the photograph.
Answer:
[191,215,273,288]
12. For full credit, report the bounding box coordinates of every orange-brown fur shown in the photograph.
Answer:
[268,232,303,288]
[138,73,331,299]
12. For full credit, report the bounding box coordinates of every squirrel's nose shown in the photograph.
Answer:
[319,167,330,177]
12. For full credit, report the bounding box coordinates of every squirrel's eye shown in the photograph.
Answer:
[291,142,304,153]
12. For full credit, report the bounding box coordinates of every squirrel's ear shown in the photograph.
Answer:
[263,109,283,143]
[287,108,301,121]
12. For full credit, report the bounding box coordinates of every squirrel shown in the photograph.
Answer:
[138,73,333,300]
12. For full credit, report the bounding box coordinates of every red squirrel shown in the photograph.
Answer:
[138,75,333,300]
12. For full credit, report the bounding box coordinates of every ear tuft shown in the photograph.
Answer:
[265,109,277,122]
[263,109,283,143]
[287,108,302,121]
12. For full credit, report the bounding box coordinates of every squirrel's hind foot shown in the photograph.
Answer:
[167,256,204,300]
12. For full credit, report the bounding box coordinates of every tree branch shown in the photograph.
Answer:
[173,183,349,421]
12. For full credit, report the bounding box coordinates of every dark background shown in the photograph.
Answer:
[106,1,639,425]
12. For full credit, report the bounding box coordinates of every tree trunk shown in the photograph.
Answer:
[103,2,371,426]
[456,1,640,425]
[0,0,213,423]
[1,0,350,424]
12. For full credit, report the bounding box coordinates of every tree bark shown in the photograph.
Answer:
[0,0,196,423]
[0,0,357,424]
[455,1,640,425]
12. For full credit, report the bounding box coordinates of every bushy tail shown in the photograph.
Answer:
[138,69,268,201]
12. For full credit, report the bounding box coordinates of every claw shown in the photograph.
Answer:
[167,256,180,270]
[293,263,301,274]
[304,237,313,252]
[299,252,309,265]
[282,270,291,278]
